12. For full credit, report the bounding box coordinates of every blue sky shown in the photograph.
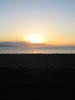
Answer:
[0,0,75,45]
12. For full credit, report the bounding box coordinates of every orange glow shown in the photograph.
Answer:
[24,33,45,44]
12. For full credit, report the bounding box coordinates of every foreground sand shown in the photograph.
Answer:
[0,54,75,99]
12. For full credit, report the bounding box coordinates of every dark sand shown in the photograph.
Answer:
[0,54,75,99]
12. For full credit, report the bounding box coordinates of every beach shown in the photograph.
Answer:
[0,54,75,99]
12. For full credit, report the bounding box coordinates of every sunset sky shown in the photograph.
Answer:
[0,0,75,46]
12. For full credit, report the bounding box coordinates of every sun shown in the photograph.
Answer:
[30,35,41,43]
[27,34,43,44]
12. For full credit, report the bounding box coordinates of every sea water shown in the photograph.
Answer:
[0,47,75,54]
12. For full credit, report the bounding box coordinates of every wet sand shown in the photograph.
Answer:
[0,54,75,99]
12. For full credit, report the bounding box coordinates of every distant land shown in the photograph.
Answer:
[0,41,75,49]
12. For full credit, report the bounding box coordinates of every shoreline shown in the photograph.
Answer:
[0,54,75,67]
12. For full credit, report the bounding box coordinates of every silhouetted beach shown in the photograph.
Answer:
[0,54,75,99]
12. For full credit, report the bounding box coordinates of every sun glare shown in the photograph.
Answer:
[26,34,44,44]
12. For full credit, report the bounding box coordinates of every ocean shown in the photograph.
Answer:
[0,47,75,54]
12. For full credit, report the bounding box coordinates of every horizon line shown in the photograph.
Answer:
[0,41,75,47]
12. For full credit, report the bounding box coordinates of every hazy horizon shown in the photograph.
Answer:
[0,41,75,47]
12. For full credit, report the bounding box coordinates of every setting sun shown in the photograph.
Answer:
[29,34,41,43]
[25,34,45,44]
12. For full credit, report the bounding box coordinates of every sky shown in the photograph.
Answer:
[0,0,75,46]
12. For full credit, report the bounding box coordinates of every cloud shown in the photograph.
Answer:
[0,41,75,48]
